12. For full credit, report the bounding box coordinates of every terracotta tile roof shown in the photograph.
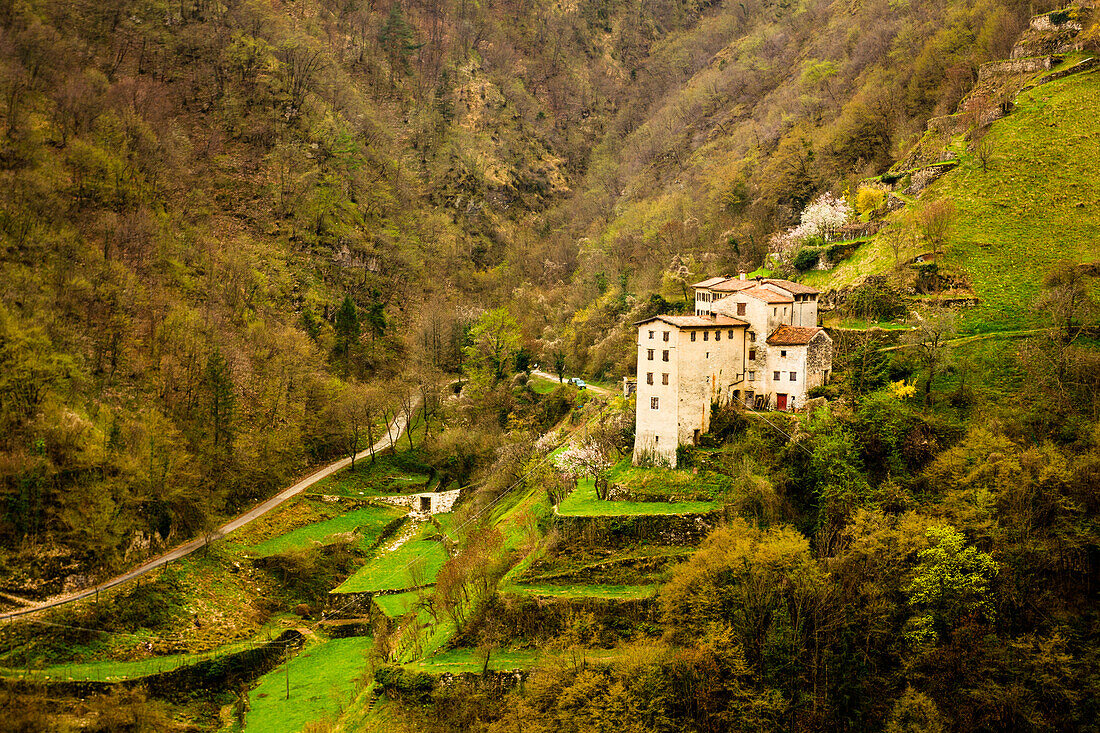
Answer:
[739,285,794,303]
[766,325,825,345]
[635,314,749,328]
[711,279,755,292]
[763,278,820,295]
[691,276,730,288]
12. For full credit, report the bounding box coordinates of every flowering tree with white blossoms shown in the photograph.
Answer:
[767,192,854,255]
[554,441,614,499]
[789,192,853,243]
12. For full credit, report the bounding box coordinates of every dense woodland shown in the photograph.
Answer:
[2,0,1100,730]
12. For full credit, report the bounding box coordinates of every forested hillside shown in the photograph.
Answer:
[3,0,1100,730]
[0,0,699,590]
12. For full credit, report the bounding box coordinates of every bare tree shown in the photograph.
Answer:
[398,380,418,450]
[918,200,956,265]
[334,383,374,468]
[905,307,957,410]
[1037,263,1099,343]
[973,135,995,173]
[415,366,447,438]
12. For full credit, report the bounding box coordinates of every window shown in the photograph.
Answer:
[773,307,777,316]
[748,370,755,381]
[691,332,696,342]
[703,331,709,341]
[715,330,720,341]
[662,350,669,362]
[773,371,780,380]
[662,373,668,385]
[651,397,659,410]
[783,307,787,316]
[663,331,669,342]
[790,371,797,381]
[748,348,756,360]
[647,349,654,360]
[646,372,653,385]
[736,302,746,316]
[728,329,734,338]
[749,332,756,342]
[780,350,787,357]
[706,352,710,359]
[649,330,654,339]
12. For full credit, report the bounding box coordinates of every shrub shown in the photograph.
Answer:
[676,444,698,468]
[807,384,840,400]
[846,277,906,321]
[856,185,887,215]
[792,247,822,271]
[374,665,435,702]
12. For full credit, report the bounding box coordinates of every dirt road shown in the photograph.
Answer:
[0,412,412,621]
[530,369,614,396]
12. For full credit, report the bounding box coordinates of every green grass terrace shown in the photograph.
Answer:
[243,635,372,733]
[333,519,451,594]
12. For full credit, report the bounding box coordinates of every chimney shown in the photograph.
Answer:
[739,271,746,280]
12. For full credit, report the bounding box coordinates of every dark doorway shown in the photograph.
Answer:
[420,496,431,512]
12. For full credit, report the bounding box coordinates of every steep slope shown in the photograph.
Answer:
[805,53,1100,331]
[0,0,716,592]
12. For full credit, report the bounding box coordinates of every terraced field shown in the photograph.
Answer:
[308,450,437,498]
[244,636,373,733]
[373,590,423,618]
[557,477,718,516]
[501,583,657,599]
[408,646,634,674]
[244,505,405,557]
[334,519,451,594]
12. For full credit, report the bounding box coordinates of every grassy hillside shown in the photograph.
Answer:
[807,61,1100,331]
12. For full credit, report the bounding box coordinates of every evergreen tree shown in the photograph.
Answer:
[378,2,420,84]
[334,295,361,378]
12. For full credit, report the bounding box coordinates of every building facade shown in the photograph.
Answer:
[633,274,833,467]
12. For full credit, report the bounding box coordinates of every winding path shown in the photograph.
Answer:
[0,412,413,622]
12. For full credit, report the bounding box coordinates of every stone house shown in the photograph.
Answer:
[633,274,833,467]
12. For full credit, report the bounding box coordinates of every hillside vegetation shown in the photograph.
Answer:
[3,0,1100,731]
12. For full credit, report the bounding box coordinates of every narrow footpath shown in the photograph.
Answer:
[0,411,413,621]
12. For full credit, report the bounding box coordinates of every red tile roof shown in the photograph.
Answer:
[762,278,820,295]
[691,276,730,288]
[635,314,749,328]
[711,279,755,292]
[766,325,825,345]
[739,285,794,303]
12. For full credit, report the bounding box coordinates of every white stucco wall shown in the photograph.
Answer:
[766,344,809,411]
[376,488,461,514]
[634,324,681,466]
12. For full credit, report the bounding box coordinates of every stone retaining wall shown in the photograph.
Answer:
[977,56,1058,82]
[551,510,726,548]
[456,592,660,648]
